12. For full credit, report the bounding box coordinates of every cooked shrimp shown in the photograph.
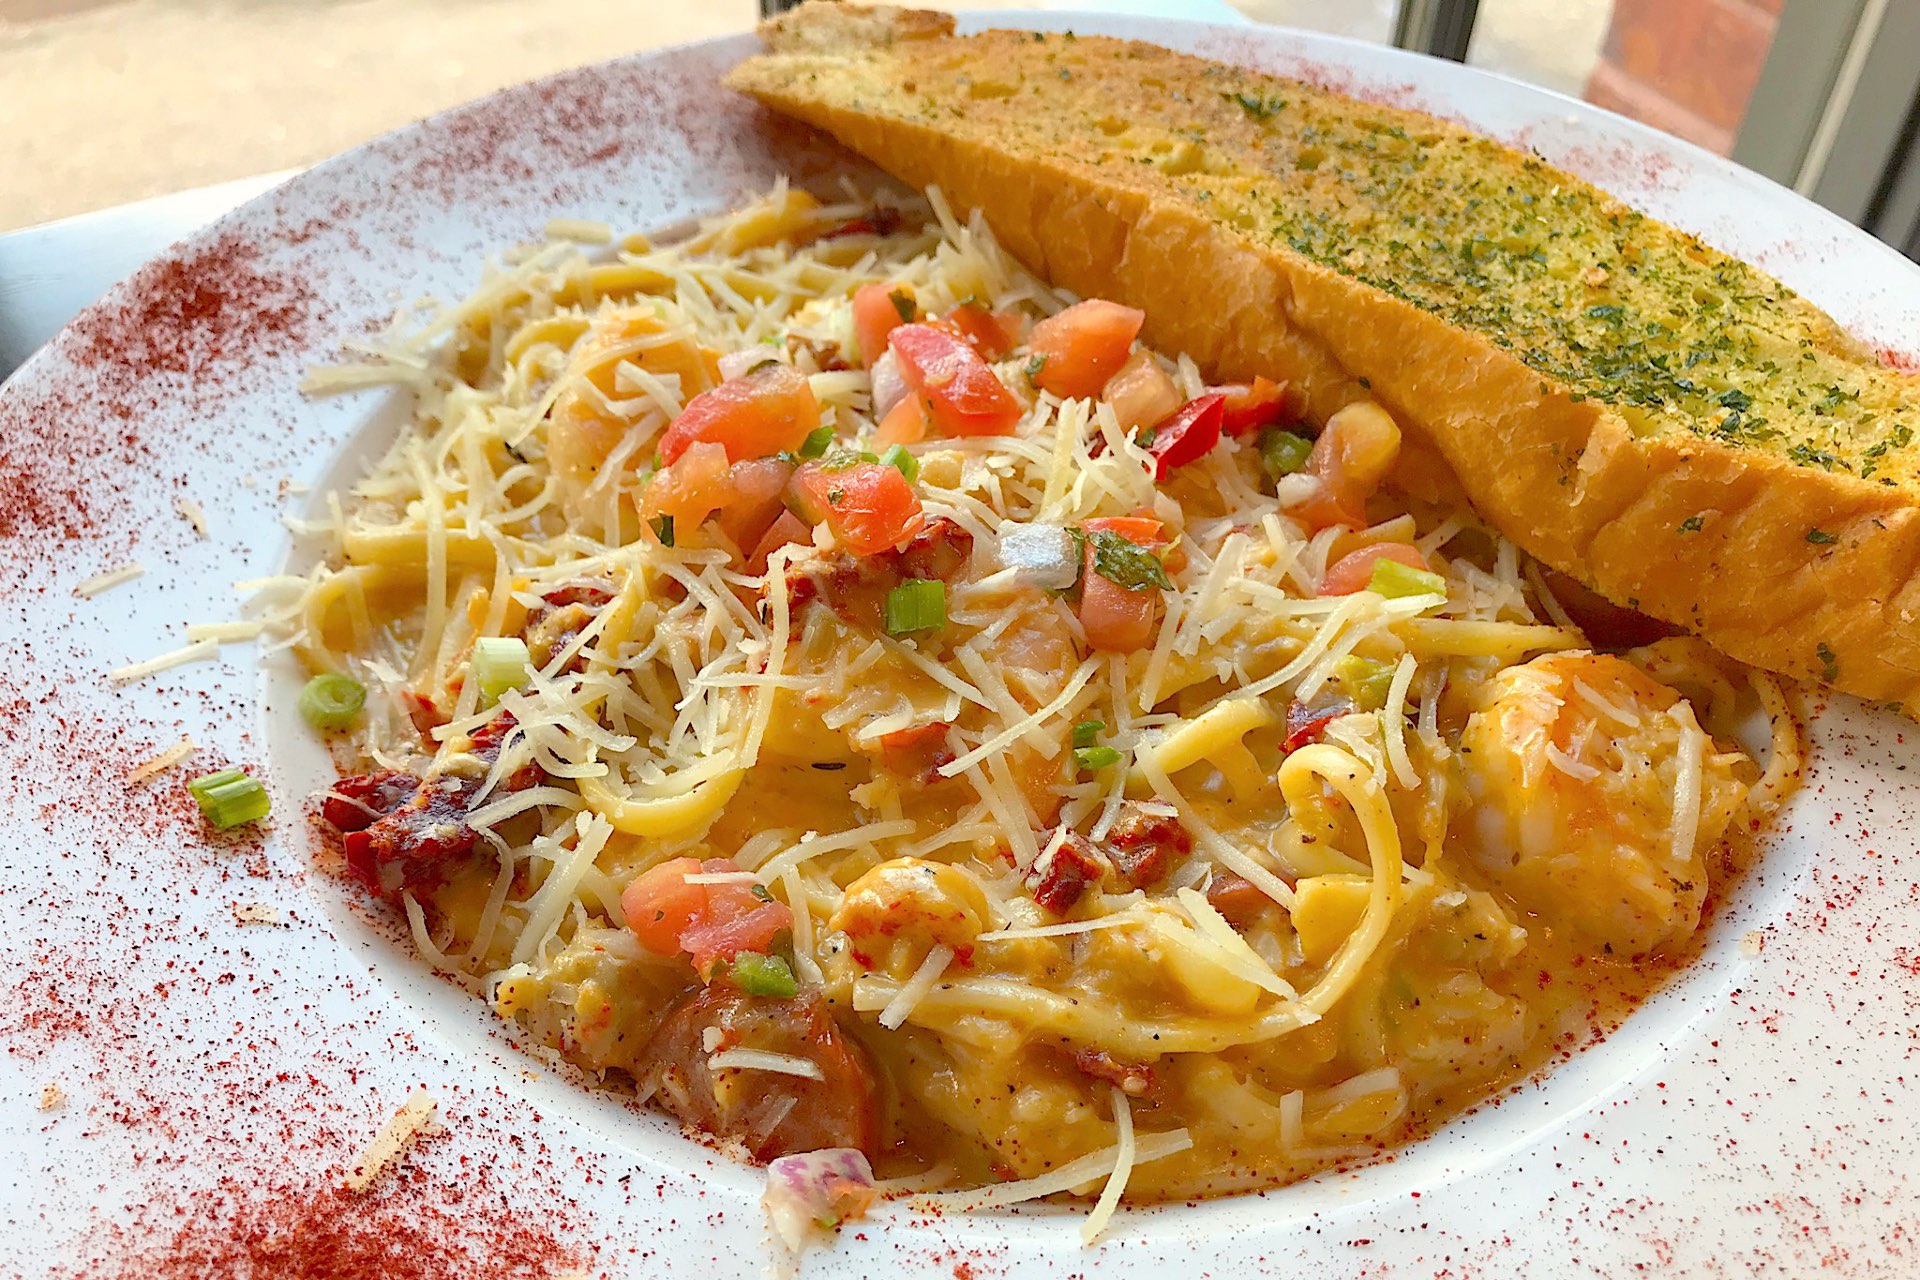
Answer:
[1458,652,1751,955]
[829,856,991,978]
[547,306,720,534]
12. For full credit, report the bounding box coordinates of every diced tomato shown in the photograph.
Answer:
[853,282,915,367]
[659,362,820,464]
[748,510,812,576]
[712,457,795,554]
[875,394,929,445]
[1026,300,1145,400]
[788,459,923,556]
[1076,516,1171,652]
[1027,830,1109,914]
[1079,567,1158,654]
[1146,393,1225,479]
[622,857,711,955]
[682,903,794,977]
[1320,541,1428,595]
[643,439,733,525]
[1288,402,1402,532]
[1216,376,1301,436]
[1102,349,1182,434]
[887,323,1022,437]
[934,301,1019,361]
[1081,515,1164,544]
[622,855,794,977]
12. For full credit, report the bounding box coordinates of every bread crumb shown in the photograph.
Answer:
[1740,929,1765,957]
[233,901,285,927]
[1582,266,1610,288]
[39,1083,66,1112]
[342,1088,438,1192]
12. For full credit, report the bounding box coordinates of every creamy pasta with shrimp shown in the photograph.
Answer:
[286,185,1798,1239]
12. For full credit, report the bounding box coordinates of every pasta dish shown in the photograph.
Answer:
[281,185,1799,1242]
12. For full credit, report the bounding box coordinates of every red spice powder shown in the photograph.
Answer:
[55,1170,588,1280]
[0,228,316,546]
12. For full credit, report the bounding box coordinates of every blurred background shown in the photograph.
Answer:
[1,0,1917,250]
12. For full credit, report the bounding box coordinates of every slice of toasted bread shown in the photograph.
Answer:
[727,2,1920,712]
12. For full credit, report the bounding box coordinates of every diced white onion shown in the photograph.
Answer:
[996,523,1080,590]
[870,350,907,419]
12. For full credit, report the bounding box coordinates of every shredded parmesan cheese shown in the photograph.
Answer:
[125,736,196,785]
[877,943,954,1030]
[342,1088,437,1191]
[176,496,209,537]
[75,562,144,598]
[109,639,219,684]
[1081,1088,1136,1244]
[707,1049,826,1080]
[913,1128,1191,1212]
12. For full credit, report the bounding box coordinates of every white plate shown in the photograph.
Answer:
[2,13,1914,1277]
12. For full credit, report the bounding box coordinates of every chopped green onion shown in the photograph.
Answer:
[473,635,532,705]
[1259,428,1314,478]
[1368,558,1447,600]
[883,579,947,636]
[1334,656,1397,711]
[188,768,271,830]
[1072,719,1106,749]
[1074,745,1123,773]
[730,951,798,998]
[798,425,836,459]
[650,514,675,547]
[879,444,918,482]
[298,673,366,731]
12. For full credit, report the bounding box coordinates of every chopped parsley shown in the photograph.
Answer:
[1806,528,1838,544]
[1677,515,1704,533]
[1816,641,1839,682]
[1073,529,1172,591]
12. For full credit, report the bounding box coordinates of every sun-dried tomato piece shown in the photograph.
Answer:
[1103,803,1193,888]
[1284,697,1353,752]
[1072,1048,1156,1098]
[321,769,418,834]
[1025,831,1109,915]
[784,517,973,632]
[1203,872,1275,928]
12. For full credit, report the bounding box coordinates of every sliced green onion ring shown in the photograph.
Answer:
[473,635,533,705]
[298,672,366,731]
[883,579,947,636]
[188,768,271,830]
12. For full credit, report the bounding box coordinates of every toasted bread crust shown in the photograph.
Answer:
[728,3,1920,711]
